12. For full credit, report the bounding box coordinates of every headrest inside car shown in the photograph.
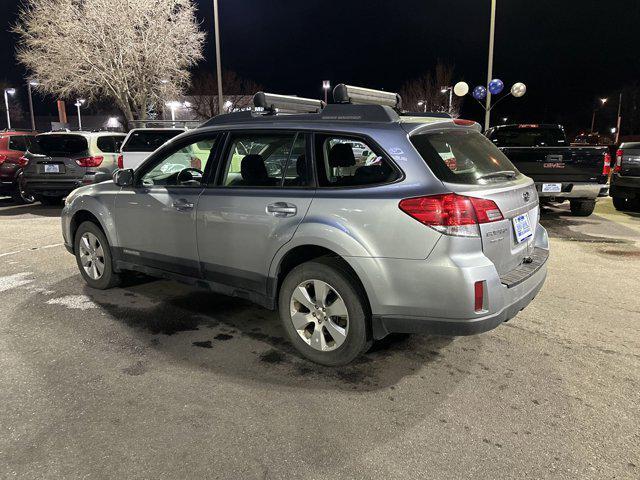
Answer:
[241,154,268,181]
[328,143,356,168]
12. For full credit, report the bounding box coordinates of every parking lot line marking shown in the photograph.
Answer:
[0,243,63,258]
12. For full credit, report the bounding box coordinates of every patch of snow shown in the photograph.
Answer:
[0,272,34,292]
[47,295,97,310]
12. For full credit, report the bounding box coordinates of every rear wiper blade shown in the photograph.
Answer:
[478,170,517,180]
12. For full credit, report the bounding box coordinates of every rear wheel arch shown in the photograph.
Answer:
[273,245,372,319]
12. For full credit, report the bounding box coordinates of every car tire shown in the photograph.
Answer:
[74,221,121,289]
[10,173,35,204]
[278,257,372,366]
[569,199,596,217]
[39,195,64,206]
[612,196,629,211]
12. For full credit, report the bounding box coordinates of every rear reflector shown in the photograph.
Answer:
[117,154,124,169]
[602,151,611,175]
[614,149,623,173]
[75,156,103,167]
[474,281,484,312]
[398,193,504,237]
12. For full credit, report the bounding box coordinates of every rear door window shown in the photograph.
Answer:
[96,135,125,153]
[411,130,520,185]
[122,130,183,152]
[31,135,88,156]
[314,134,398,187]
[8,135,35,151]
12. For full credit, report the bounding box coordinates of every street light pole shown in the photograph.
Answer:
[75,99,85,131]
[590,97,608,134]
[27,81,38,131]
[4,88,15,129]
[213,0,224,115]
[484,0,497,131]
[615,92,622,144]
[323,80,330,104]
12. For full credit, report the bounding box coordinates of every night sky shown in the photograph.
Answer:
[1,0,638,134]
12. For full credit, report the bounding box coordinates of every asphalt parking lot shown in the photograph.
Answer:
[0,197,638,479]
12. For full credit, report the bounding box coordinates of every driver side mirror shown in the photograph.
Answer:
[113,168,134,187]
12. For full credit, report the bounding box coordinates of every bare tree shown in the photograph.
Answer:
[14,0,205,121]
[400,61,462,116]
[189,70,263,119]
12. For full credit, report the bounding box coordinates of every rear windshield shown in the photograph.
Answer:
[488,126,567,147]
[411,130,520,185]
[30,134,88,156]
[122,130,183,152]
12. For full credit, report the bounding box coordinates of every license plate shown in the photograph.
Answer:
[541,183,562,193]
[512,213,533,243]
[44,164,60,173]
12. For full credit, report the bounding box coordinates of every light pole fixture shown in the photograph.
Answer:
[484,0,497,130]
[213,0,224,115]
[590,97,609,134]
[323,80,331,104]
[4,88,16,130]
[441,86,453,113]
[223,100,233,112]
[74,98,85,130]
[453,80,526,126]
[417,100,427,113]
[27,80,39,131]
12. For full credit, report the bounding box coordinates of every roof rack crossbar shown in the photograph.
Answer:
[333,84,402,109]
[253,92,325,114]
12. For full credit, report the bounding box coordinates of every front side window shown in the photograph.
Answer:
[411,129,520,185]
[314,134,397,187]
[141,137,217,187]
[221,133,304,187]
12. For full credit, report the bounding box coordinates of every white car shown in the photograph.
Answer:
[118,128,185,170]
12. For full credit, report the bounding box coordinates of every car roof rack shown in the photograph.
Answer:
[253,92,325,114]
[333,84,402,110]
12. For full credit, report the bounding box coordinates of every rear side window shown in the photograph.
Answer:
[30,135,88,156]
[96,135,125,153]
[8,135,35,151]
[411,130,520,185]
[314,135,398,187]
[488,126,567,147]
[122,130,183,152]
[221,133,308,187]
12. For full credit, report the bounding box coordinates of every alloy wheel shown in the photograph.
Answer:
[78,232,105,280]
[17,173,35,204]
[289,279,349,352]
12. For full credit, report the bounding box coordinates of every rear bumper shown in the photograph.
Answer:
[23,178,82,197]
[349,225,550,340]
[536,182,604,200]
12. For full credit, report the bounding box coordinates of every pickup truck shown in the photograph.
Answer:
[485,124,610,216]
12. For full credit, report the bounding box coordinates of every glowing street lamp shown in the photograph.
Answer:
[4,88,16,129]
[75,98,86,131]
[591,97,609,134]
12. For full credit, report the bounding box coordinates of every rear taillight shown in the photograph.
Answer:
[453,119,476,126]
[398,193,504,237]
[602,151,611,175]
[614,149,623,173]
[18,156,29,167]
[75,156,103,167]
[117,154,124,169]
[474,281,485,312]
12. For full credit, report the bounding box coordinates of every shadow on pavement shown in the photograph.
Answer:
[0,197,63,218]
[69,275,460,392]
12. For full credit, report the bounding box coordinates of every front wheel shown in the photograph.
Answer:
[569,199,596,217]
[278,258,372,366]
[74,221,121,289]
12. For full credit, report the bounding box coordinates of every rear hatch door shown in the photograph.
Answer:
[410,127,540,276]
[618,144,640,177]
[25,134,89,181]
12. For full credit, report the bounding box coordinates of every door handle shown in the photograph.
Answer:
[266,202,297,217]
[172,199,195,211]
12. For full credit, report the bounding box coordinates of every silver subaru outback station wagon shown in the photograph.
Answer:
[61,85,549,365]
